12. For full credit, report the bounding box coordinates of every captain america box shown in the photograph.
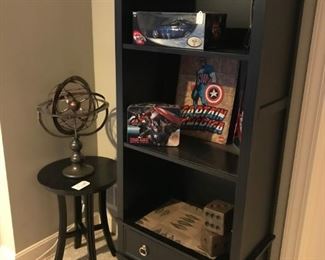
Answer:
[127,103,182,146]
[175,56,240,145]
[132,12,226,50]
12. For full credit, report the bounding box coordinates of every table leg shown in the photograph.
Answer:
[74,196,82,249]
[85,194,97,260]
[99,190,116,256]
[55,195,67,260]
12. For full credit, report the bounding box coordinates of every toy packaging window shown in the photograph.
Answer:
[133,12,226,50]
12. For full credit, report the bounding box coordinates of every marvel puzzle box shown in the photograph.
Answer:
[127,103,182,146]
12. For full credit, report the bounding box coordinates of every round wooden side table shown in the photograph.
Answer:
[38,156,116,260]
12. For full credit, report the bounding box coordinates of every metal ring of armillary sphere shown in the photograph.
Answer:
[37,75,109,178]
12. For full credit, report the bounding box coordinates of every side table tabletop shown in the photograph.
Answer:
[38,156,116,260]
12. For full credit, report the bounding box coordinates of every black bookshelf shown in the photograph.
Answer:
[115,0,302,259]
[123,44,249,61]
[124,134,239,183]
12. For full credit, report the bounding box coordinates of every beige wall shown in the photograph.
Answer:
[298,104,325,259]
[0,0,96,253]
[92,0,117,159]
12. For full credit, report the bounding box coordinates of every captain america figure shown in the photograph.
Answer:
[192,58,217,105]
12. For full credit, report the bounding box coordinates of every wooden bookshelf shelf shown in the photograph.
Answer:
[123,43,249,60]
[124,135,238,183]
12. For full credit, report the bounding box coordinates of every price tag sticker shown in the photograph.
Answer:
[72,180,90,190]
[196,11,204,24]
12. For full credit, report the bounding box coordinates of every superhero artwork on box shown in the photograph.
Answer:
[176,56,240,144]
[127,103,182,146]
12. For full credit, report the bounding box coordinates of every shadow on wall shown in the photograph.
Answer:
[105,107,117,149]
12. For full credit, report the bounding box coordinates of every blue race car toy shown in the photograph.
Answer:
[151,19,196,39]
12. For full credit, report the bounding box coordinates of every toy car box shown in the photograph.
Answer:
[133,12,226,50]
[127,103,182,146]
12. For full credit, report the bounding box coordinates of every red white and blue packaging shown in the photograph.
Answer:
[127,103,182,146]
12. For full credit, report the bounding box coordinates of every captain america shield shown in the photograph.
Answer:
[205,84,224,105]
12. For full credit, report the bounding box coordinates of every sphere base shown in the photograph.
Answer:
[62,163,94,178]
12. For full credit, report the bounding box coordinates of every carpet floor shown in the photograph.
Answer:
[45,230,117,260]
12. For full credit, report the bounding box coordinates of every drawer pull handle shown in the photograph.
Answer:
[139,244,148,256]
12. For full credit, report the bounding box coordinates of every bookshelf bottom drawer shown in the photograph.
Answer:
[123,225,193,260]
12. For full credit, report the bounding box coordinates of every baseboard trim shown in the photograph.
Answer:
[16,212,100,260]
[15,223,74,260]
